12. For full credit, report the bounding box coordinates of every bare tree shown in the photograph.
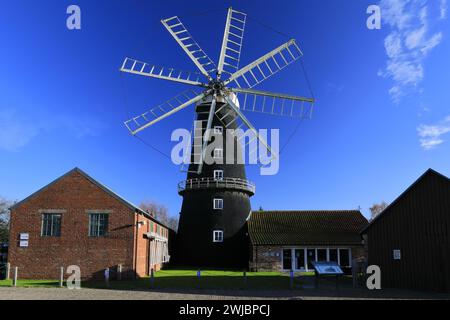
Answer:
[139,200,178,232]
[0,197,12,243]
[369,201,388,221]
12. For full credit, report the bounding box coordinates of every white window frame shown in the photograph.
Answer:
[213,198,223,210]
[213,230,224,242]
[280,247,352,272]
[88,213,109,237]
[213,148,223,159]
[41,213,62,237]
[213,126,223,134]
[213,170,224,181]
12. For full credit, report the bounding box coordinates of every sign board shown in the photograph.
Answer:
[19,240,29,247]
[393,249,401,260]
[19,233,29,240]
[311,261,344,275]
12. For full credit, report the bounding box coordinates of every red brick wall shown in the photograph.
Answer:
[133,214,170,276]
[8,170,138,280]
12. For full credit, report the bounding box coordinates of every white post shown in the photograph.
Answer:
[104,268,110,287]
[12,267,18,287]
[6,262,10,280]
[59,267,64,287]
[117,264,122,281]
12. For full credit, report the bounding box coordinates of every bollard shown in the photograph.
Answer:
[150,268,154,288]
[59,267,64,287]
[104,268,110,287]
[289,270,294,290]
[117,264,122,281]
[6,263,10,280]
[197,270,201,289]
[243,270,247,289]
[12,267,18,287]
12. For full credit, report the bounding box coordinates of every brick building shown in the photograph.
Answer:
[8,168,171,280]
[248,210,368,272]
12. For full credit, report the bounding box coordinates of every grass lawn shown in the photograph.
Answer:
[0,279,60,288]
[0,270,319,290]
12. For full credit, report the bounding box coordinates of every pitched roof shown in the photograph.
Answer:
[248,210,368,246]
[10,167,172,230]
[361,168,450,234]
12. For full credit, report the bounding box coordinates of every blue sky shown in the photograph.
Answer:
[1,0,449,219]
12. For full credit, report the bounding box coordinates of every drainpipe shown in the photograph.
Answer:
[133,211,139,279]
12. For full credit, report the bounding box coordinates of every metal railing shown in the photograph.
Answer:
[178,177,255,194]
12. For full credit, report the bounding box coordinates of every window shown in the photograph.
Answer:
[213,198,223,210]
[213,230,223,242]
[214,170,224,181]
[317,249,327,262]
[306,249,315,270]
[329,249,338,263]
[213,148,223,159]
[283,249,292,270]
[89,213,109,237]
[339,249,350,267]
[294,249,305,270]
[41,214,61,237]
[214,126,223,134]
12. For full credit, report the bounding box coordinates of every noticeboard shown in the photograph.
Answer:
[311,261,344,275]
[19,233,29,240]
[19,240,29,247]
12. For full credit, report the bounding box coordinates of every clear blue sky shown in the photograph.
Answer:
[1,0,449,219]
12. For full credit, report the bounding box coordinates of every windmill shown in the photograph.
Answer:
[120,8,315,268]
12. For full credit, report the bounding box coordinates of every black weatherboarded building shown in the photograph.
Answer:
[361,169,450,292]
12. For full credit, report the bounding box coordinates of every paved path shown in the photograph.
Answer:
[1,287,449,300]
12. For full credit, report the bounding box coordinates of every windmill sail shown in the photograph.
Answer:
[232,87,314,119]
[124,90,209,135]
[120,57,206,87]
[161,16,216,79]
[224,39,303,89]
[217,8,247,79]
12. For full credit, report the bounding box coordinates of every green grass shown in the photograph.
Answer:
[0,279,60,288]
[0,270,318,290]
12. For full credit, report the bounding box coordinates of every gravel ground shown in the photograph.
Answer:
[1,287,449,300]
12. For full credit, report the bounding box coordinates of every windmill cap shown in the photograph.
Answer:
[196,92,240,108]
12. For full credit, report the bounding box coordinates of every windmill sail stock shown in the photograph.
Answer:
[120,7,315,174]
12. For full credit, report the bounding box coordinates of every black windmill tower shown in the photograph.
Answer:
[120,8,315,268]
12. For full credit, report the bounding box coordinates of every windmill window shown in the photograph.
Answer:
[213,148,223,159]
[213,230,224,242]
[213,198,223,210]
[214,170,224,181]
[214,126,223,134]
